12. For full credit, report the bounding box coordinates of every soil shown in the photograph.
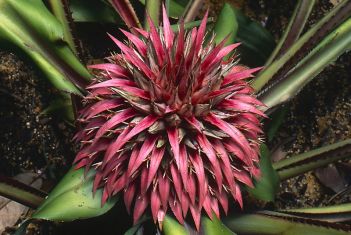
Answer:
[0,0,351,234]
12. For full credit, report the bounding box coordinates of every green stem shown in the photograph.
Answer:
[264,0,316,66]
[224,212,351,235]
[260,17,351,110]
[253,0,351,92]
[0,175,46,208]
[273,139,351,181]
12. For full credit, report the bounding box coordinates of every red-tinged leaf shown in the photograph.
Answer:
[127,135,158,178]
[146,146,165,189]
[184,116,203,133]
[211,197,220,218]
[187,173,196,205]
[112,174,127,194]
[217,189,229,214]
[203,195,214,219]
[185,28,197,67]
[175,22,185,66]
[170,164,183,202]
[133,195,149,224]
[196,134,223,193]
[233,170,254,187]
[108,34,154,78]
[233,94,265,106]
[140,166,148,195]
[101,186,109,206]
[151,189,161,222]
[74,139,109,164]
[167,127,181,168]
[88,78,136,89]
[120,29,147,56]
[88,87,115,97]
[88,63,130,78]
[82,99,123,120]
[110,0,141,30]
[179,145,189,190]
[213,140,236,193]
[93,171,103,194]
[222,67,262,86]
[181,192,189,217]
[169,195,184,224]
[223,140,250,167]
[235,184,243,208]
[206,84,244,100]
[147,14,165,65]
[103,153,128,179]
[215,43,240,61]
[103,126,132,165]
[162,5,174,49]
[194,10,208,55]
[190,205,201,231]
[190,152,206,206]
[124,183,136,214]
[219,99,266,117]
[158,173,170,210]
[125,147,140,180]
[201,38,229,70]
[134,27,149,38]
[204,113,253,160]
[104,115,158,164]
[94,108,136,142]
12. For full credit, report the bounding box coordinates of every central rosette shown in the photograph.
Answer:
[74,7,264,230]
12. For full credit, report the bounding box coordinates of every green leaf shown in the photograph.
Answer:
[224,212,351,235]
[259,16,351,111]
[233,8,275,66]
[252,1,351,92]
[280,203,351,223]
[163,216,188,235]
[32,167,117,221]
[273,138,351,181]
[70,0,120,23]
[139,0,188,18]
[213,3,238,46]
[0,0,91,94]
[202,215,236,235]
[266,106,288,141]
[247,144,280,202]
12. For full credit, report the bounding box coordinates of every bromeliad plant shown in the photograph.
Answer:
[1,0,351,234]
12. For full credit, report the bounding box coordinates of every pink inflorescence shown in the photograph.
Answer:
[74,7,265,230]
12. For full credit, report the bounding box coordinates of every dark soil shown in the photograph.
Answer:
[1,0,351,234]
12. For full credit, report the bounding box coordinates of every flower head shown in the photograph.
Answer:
[74,7,264,230]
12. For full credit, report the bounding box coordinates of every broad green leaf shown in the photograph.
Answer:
[224,212,351,235]
[202,215,236,235]
[70,0,120,23]
[266,106,288,141]
[213,3,238,46]
[163,216,188,235]
[33,167,117,221]
[248,144,280,202]
[0,0,91,94]
[233,8,275,66]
